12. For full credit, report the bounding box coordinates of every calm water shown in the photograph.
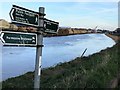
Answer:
[1,34,115,81]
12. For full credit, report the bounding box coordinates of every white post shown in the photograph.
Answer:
[34,7,45,89]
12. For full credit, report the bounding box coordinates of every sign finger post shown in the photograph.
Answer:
[0,4,59,89]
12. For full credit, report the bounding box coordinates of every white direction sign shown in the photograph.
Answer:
[0,31,37,46]
[9,5,39,27]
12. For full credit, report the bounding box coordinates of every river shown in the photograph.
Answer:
[1,34,115,81]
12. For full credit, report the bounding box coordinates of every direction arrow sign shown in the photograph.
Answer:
[9,5,39,27]
[0,31,37,46]
[44,19,59,33]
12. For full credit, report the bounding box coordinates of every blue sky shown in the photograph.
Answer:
[0,2,118,31]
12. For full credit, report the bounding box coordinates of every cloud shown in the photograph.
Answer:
[46,2,117,31]
[94,8,118,15]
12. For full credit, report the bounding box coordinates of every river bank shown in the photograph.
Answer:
[105,33,120,42]
[1,36,119,89]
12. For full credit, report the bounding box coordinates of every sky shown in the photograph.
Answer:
[0,1,119,31]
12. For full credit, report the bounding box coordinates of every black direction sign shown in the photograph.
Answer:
[9,5,39,27]
[0,31,37,46]
[44,19,59,33]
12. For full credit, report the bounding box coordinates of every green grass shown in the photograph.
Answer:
[2,42,120,89]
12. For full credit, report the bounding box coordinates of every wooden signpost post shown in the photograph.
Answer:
[0,5,59,89]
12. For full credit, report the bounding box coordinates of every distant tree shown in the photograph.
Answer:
[116,28,120,33]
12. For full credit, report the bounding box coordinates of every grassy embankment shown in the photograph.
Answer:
[1,34,120,89]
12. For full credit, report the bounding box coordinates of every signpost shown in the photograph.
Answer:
[0,31,37,46]
[0,4,59,89]
[9,5,39,27]
[44,19,59,33]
